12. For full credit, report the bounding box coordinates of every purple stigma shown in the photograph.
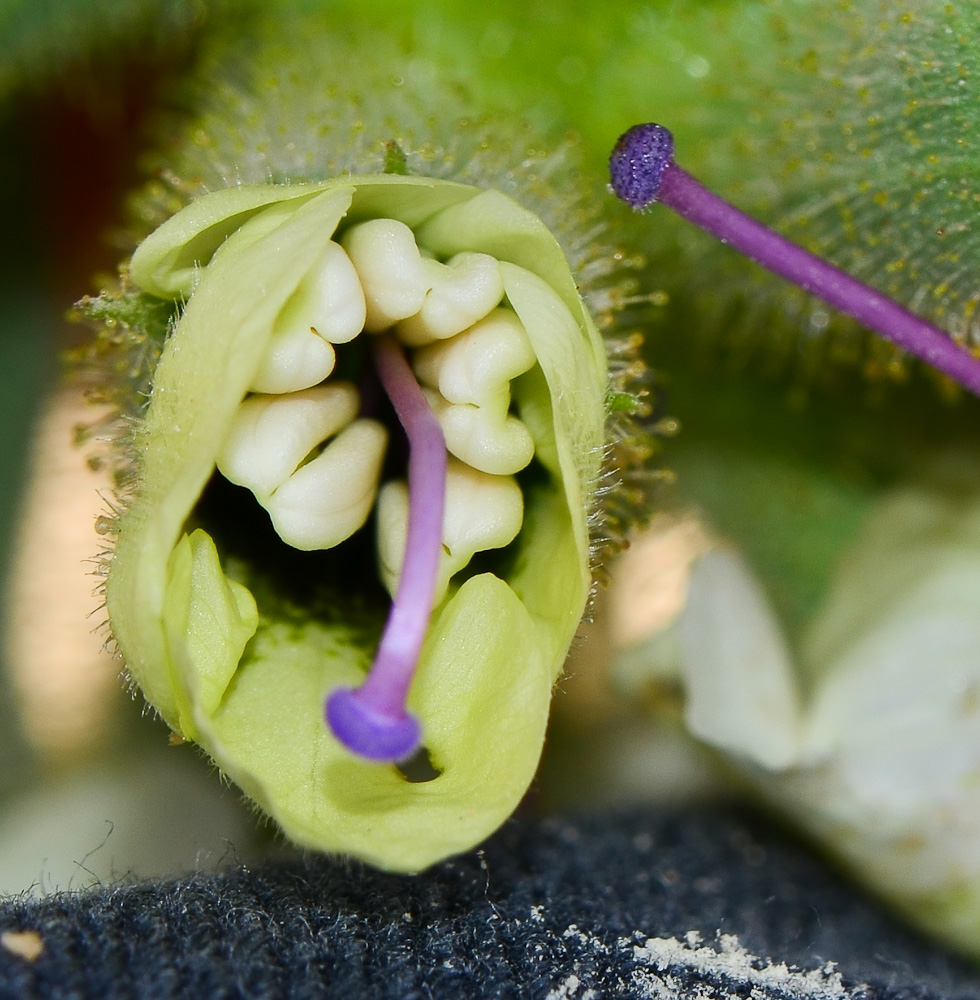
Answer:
[608,122,980,399]
[609,123,675,209]
[325,334,447,763]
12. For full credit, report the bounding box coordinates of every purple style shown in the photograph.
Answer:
[609,122,980,398]
[325,335,447,763]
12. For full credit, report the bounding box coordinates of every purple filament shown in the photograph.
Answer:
[325,334,447,763]
[609,122,980,398]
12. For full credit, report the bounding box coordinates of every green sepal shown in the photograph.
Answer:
[109,174,606,870]
[75,285,175,346]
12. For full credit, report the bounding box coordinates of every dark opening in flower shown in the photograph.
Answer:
[609,123,980,398]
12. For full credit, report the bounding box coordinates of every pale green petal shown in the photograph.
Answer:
[416,189,607,375]
[130,182,338,298]
[109,184,356,728]
[501,261,604,581]
[163,530,258,732]
[200,573,548,870]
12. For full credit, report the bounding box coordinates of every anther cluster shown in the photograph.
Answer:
[216,219,537,606]
[214,214,568,760]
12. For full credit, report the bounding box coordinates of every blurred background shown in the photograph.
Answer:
[0,0,274,893]
[3,0,980,915]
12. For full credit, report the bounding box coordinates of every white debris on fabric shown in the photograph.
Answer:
[540,922,860,1000]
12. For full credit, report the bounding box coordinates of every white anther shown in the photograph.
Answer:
[250,326,336,394]
[265,418,388,551]
[376,457,524,601]
[341,219,431,332]
[426,391,535,477]
[301,241,367,344]
[412,307,536,406]
[250,241,365,393]
[216,383,360,499]
[397,252,505,346]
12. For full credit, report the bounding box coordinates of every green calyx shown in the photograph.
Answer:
[108,173,607,871]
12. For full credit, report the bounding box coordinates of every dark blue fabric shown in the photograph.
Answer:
[1,807,977,999]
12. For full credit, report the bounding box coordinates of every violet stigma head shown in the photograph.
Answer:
[608,123,676,210]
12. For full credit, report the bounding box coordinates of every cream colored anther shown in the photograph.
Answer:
[412,308,536,406]
[376,457,524,602]
[217,383,360,500]
[397,252,504,346]
[413,307,536,475]
[341,219,430,332]
[302,241,367,344]
[250,241,366,394]
[426,394,534,477]
[251,327,336,395]
[265,418,388,551]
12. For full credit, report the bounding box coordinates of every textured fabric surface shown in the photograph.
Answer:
[0,807,977,999]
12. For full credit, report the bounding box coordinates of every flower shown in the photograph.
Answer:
[89,141,642,869]
[608,473,980,957]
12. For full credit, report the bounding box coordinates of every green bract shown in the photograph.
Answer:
[110,174,606,871]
